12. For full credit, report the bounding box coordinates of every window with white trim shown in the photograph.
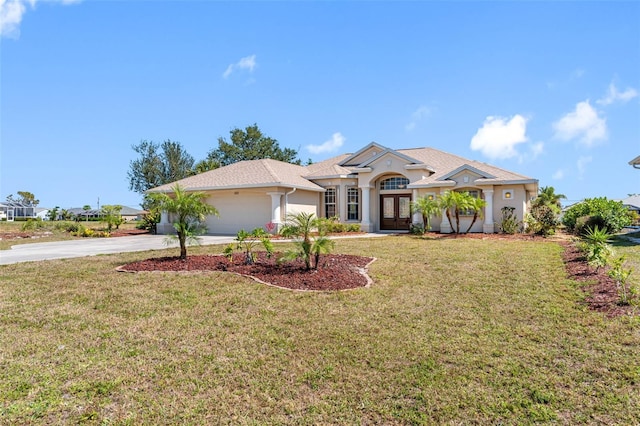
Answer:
[347,187,359,221]
[324,188,337,218]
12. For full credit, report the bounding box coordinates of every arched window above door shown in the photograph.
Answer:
[380,177,409,190]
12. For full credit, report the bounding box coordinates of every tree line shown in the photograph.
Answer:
[127,124,303,207]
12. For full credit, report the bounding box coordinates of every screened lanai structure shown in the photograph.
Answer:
[0,202,37,221]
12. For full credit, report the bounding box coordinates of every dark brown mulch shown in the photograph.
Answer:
[560,241,637,318]
[118,252,375,291]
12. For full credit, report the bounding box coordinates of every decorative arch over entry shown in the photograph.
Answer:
[378,175,412,231]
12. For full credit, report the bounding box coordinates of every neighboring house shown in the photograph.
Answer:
[68,206,147,221]
[620,195,640,216]
[148,142,539,234]
[0,202,37,221]
[630,155,640,169]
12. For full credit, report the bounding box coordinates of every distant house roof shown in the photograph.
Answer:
[67,206,147,216]
[621,195,640,211]
[630,155,640,169]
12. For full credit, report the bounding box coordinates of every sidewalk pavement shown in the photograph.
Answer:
[0,233,387,265]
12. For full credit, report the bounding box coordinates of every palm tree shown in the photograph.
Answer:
[534,186,566,211]
[149,184,219,259]
[410,196,441,231]
[439,191,473,234]
[464,196,487,233]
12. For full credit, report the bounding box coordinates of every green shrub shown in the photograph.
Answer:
[225,228,273,265]
[525,205,558,236]
[21,218,45,231]
[410,223,426,235]
[574,215,608,237]
[499,206,521,234]
[563,197,633,234]
[608,255,635,305]
[580,226,614,272]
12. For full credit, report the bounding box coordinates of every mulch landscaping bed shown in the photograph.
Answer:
[118,252,376,291]
[560,241,637,318]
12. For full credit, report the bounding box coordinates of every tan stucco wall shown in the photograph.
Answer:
[204,190,272,235]
[284,190,319,218]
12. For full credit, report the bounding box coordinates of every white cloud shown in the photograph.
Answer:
[307,132,345,155]
[470,114,528,160]
[529,142,544,159]
[597,82,638,105]
[222,54,257,79]
[552,169,564,180]
[1,0,78,38]
[405,105,432,131]
[577,155,592,178]
[552,101,607,147]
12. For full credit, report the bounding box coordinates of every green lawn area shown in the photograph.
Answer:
[1,236,638,424]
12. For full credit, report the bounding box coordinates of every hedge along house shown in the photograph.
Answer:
[148,142,538,235]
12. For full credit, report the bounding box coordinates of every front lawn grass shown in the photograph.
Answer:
[1,236,638,424]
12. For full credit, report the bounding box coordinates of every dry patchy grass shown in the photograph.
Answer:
[1,236,639,424]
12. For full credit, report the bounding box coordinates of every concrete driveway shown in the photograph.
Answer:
[0,235,236,265]
[0,233,387,265]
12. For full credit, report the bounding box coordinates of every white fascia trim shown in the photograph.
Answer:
[351,167,373,173]
[359,149,423,168]
[148,183,326,193]
[408,181,456,189]
[338,142,389,166]
[404,164,435,172]
[437,164,497,181]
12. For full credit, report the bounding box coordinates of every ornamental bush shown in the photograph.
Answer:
[562,197,633,234]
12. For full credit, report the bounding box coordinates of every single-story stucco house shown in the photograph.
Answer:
[148,142,539,235]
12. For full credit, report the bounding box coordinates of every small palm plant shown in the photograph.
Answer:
[224,228,274,265]
[279,212,334,270]
[410,196,440,233]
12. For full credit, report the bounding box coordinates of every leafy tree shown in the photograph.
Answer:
[101,205,124,232]
[410,196,440,232]
[562,197,633,234]
[128,139,196,195]
[194,158,220,174]
[206,124,300,166]
[6,191,39,206]
[148,184,219,260]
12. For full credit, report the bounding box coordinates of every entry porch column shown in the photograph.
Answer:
[360,185,371,232]
[483,189,495,233]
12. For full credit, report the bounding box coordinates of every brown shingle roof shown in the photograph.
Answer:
[148,159,325,193]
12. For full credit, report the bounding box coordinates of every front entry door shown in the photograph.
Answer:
[380,194,412,230]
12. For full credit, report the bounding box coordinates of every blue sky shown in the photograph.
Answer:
[1,0,639,210]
